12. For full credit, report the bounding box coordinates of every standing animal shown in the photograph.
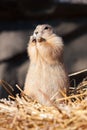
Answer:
[24,24,69,106]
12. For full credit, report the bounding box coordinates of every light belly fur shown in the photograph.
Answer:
[24,61,68,105]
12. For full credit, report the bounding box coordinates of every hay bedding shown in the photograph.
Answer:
[0,75,87,129]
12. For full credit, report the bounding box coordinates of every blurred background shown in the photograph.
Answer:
[0,0,87,98]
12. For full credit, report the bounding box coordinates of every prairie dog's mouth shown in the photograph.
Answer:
[38,37,46,42]
[32,36,46,43]
[32,38,36,43]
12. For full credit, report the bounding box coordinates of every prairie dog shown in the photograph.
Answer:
[24,24,69,106]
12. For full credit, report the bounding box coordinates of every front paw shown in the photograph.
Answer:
[30,36,37,46]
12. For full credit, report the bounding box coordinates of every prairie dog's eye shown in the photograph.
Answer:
[44,26,49,30]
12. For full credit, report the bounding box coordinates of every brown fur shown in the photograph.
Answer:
[24,24,69,106]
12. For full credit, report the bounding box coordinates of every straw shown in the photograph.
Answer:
[0,77,87,129]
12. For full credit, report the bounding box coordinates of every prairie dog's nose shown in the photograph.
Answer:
[34,31,42,38]
[34,31,39,37]
[35,31,38,35]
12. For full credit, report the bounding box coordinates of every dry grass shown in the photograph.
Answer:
[0,78,87,130]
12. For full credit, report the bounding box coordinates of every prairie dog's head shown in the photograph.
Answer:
[29,24,63,63]
[33,24,53,40]
[30,24,63,45]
